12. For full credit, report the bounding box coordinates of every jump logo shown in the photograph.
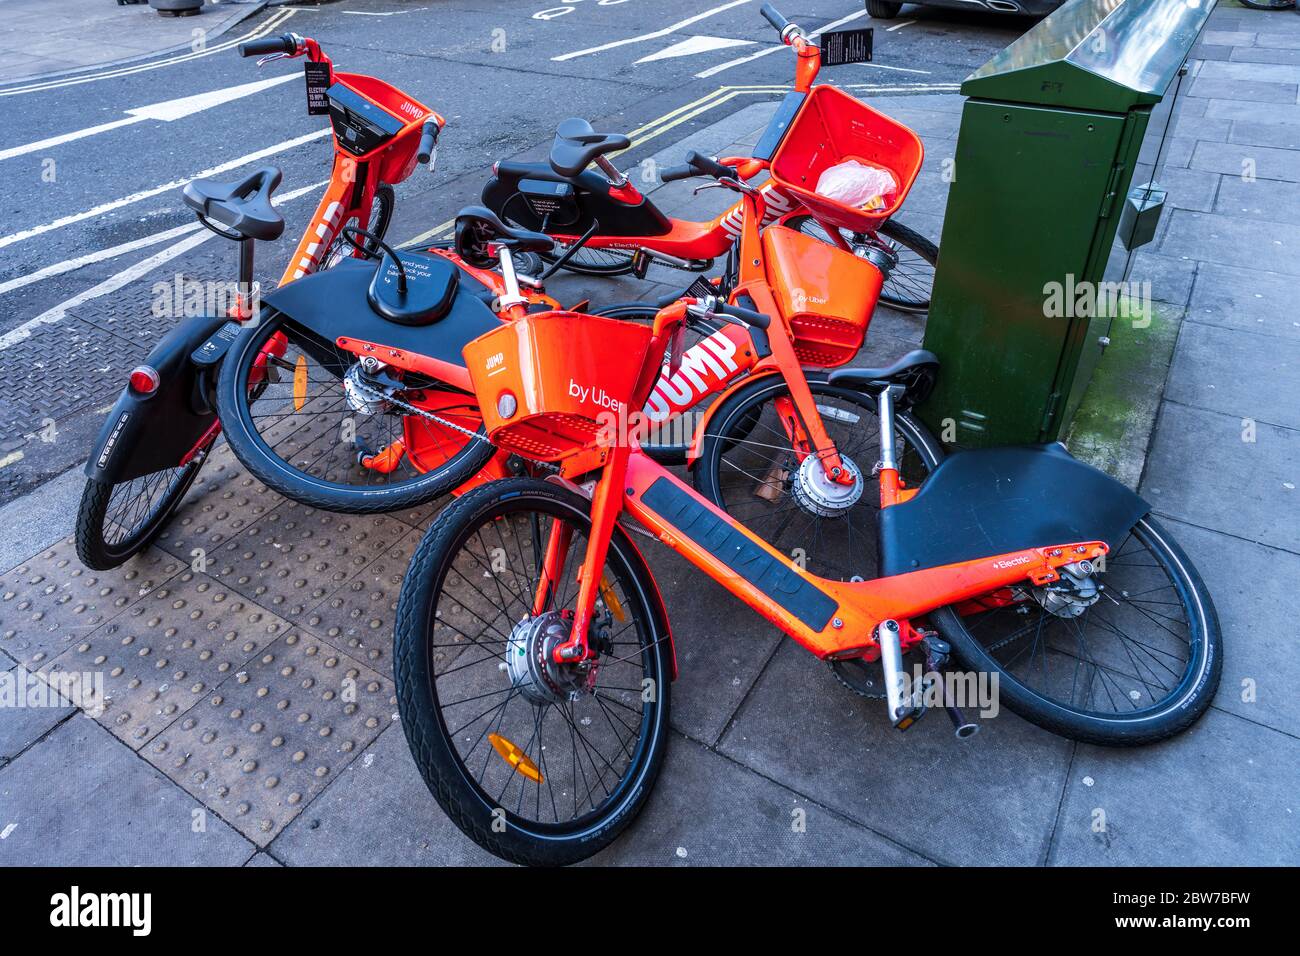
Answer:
[291,199,346,280]
[50,886,151,937]
[643,329,741,423]
[718,183,796,237]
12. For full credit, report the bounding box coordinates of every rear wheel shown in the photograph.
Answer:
[866,0,904,18]
[395,478,671,866]
[934,516,1221,746]
[787,215,937,314]
[75,454,207,570]
[216,309,497,513]
[695,374,943,582]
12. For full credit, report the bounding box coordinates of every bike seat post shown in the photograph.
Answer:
[237,237,257,320]
[495,246,529,312]
[877,384,904,472]
[593,154,628,188]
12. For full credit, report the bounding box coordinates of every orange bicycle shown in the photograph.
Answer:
[393,297,1221,866]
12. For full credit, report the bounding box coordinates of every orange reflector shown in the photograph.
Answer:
[292,354,308,411]
[598,574,626,623]
[488,733,543,784]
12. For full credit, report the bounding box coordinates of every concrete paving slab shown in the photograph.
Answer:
[143,631,395,847]
[0,0,267,85]
[1189,78,1298,103]
[1231,119,1300,150]
[1160,516,1300,737]
[1166,321,1300,429]
[1199,58,1300,85]
[640,543,783,746]
[1142,402,1300,554]
[1190,139,1300,183]
[1128,249,1198,306]
[1049,709,1298,866]
[1160,209,1298,276]
[718,641,1073,866]
[0,537,184,671]
[245,850,282,866]
[1214,173,1300,222]
[40,569,292,750]
[1232,46,1300,66]
[1149,165,1221,215]
[1204,98,1300,125]
[0,716,252,865]
[0,465,84,573]
[594,734,931,866]
[271,723,499,866]
[1186,260,1300,339]
[0,663,75,764]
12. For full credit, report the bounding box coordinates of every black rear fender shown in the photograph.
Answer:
[85,314,230,484]
[879,444,1150,577]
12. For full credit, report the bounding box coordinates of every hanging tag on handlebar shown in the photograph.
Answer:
[304,61,331,115]
[685,276,718,300]
[821,27,873,66]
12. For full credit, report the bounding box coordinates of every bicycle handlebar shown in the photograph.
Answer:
[760,3,792,36]
[239,35,296,58]
[416,120,440,164]
[660,151,737,184]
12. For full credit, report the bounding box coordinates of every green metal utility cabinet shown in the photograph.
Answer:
[917,0,1215,448]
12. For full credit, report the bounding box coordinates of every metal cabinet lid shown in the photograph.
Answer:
[961,0,1216,112]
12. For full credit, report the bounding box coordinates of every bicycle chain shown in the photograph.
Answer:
[347,371,490,445]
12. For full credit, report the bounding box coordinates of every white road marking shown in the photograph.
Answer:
[0,179,328,351]
[636,35,757,64]
[0,452,23,471]
[553,0,754,61]
[855,63,931,75]
[0,7,297,97]
[0,74,298,162]
[0,222,204,298]
[886,20,916,32]
[694,9,869,79]
[0,128,330,251]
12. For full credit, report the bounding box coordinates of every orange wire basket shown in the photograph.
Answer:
[463,312,653,463]
[769,84,923,235]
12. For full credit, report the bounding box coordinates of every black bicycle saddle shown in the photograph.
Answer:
[549,118,631,178]
[182,166,284,242]
[454,205,554,267]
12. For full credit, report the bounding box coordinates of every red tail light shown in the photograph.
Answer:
[128,366,160,395]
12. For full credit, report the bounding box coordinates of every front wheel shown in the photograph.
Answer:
[395,478,672,866]
[933,516,1222,746]
[75,454,207,570]
[216,309,497,514]
[321,184,394,270]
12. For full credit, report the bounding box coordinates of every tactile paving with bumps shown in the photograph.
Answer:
[0,539,183,670]
[144,631,395,846]
[41,571,291,749]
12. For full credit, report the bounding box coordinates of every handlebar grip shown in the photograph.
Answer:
[659,164,696,183]
[760,3,791,35]
[685,150,737,181]
[717,301,771,329]
[239,35,295,58]
[416,120,440,164]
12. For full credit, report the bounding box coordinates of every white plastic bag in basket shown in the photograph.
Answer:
[814,160,897,211]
